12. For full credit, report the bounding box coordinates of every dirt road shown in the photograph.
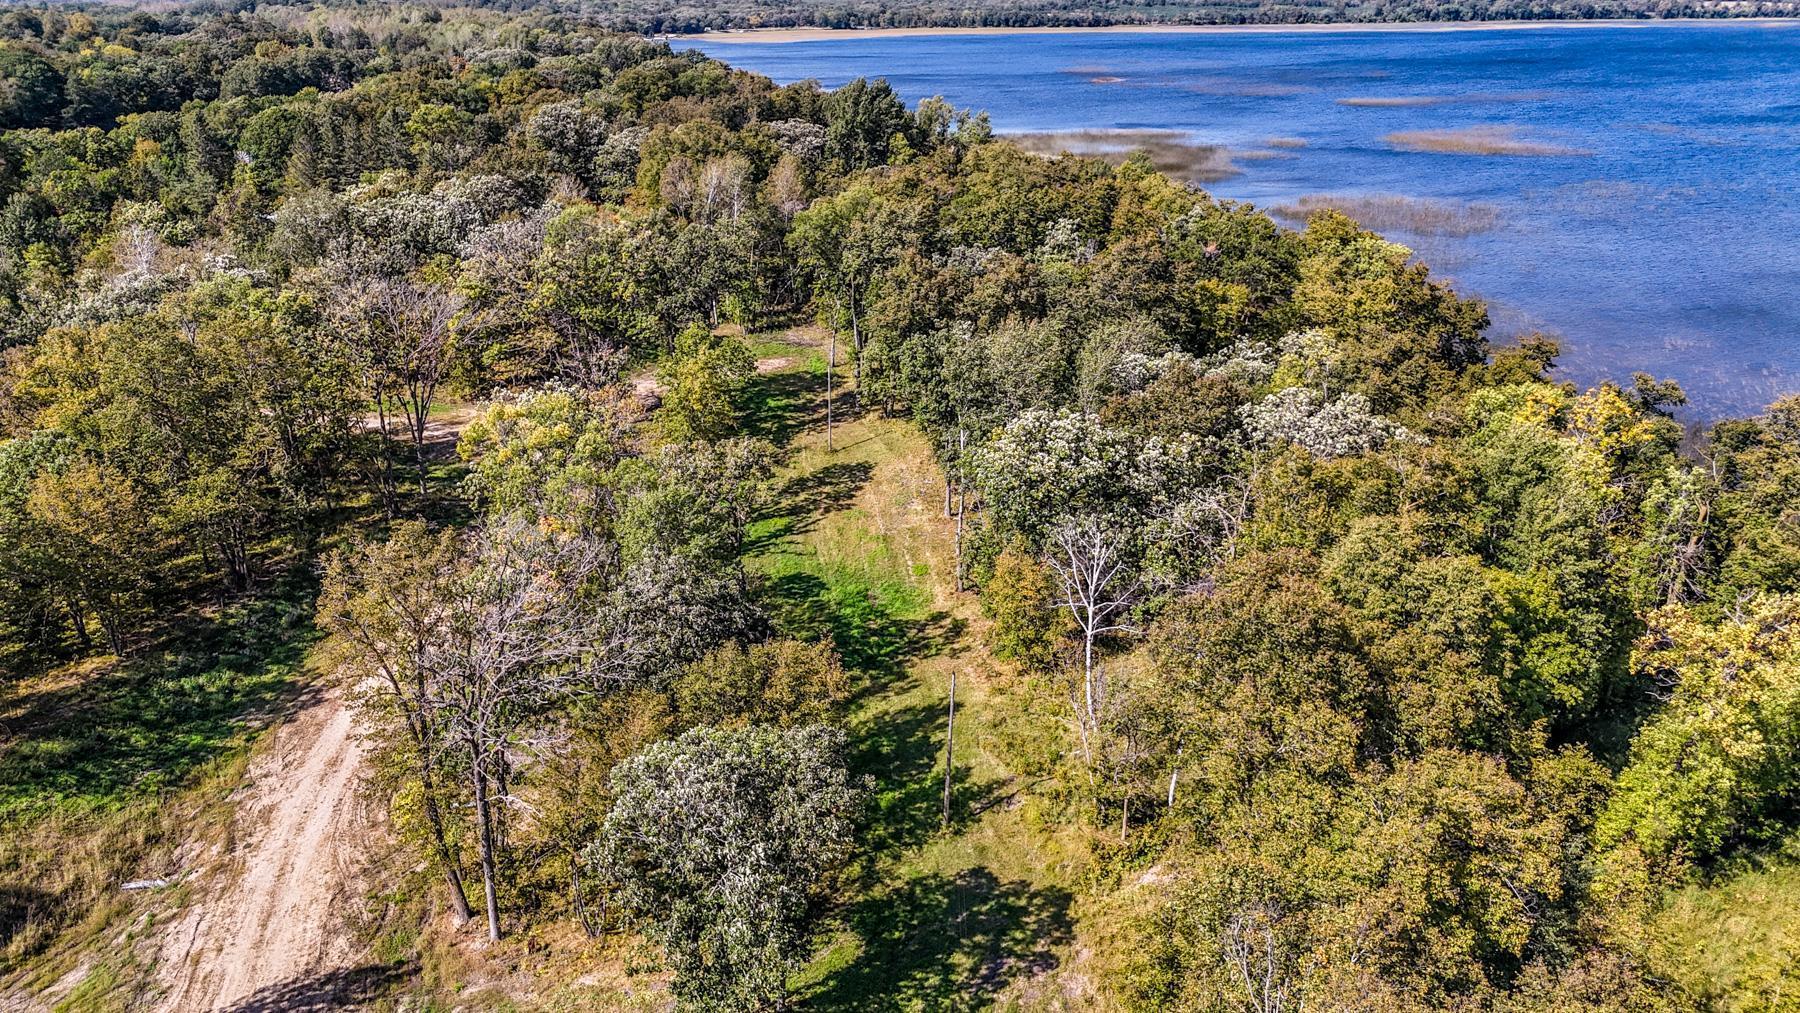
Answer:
[155,685,372,1011]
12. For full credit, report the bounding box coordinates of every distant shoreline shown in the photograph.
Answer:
[679,18,1798,43]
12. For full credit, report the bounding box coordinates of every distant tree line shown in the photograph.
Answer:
[563,0,1797,34]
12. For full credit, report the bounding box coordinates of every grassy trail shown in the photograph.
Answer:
[743,331,1092,1010]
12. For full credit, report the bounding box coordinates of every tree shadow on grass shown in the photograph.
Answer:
[848,692,1002,863]
[0,885,53,952]
[744,365,828,445]
[747,460,875,555]
[0,574,319,818]
[806,868,1074,1011]
[762,571,963,681]
[224,962,412,1012]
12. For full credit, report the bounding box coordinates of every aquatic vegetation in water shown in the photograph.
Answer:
[1384,126,1590,156]
[1270,194,1502,236]
[1338,91,1552,107]
[1180,77,1314,97]
[1008,129,1239,182]
[1265,136,1308,148]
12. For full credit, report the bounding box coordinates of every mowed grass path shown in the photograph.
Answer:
[742,331,1091,1011]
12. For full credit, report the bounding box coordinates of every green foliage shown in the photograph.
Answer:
[457,386,637,523]
[672,639,851,728]
[824,78,911,172]
[590,724,863,1011]
[0,9,1795,1008]
[981,544,1070,671]
[657,324,756,443]
[1597,595,1800,879]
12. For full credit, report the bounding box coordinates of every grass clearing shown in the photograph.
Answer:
[0,571,322,989]
[0,450,474,1004]
[741,334,1095,1009]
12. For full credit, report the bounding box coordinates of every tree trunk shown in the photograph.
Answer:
[407,391,431,497]
[471,741,502,941]
[95,602,125,658]
[218,535,250,593]
[67,603,91,649]
[374,392,397,518]
[847,276,862,399]
[1083,631,1096,733]
[954,489,965,592]
[571,855,602,938]
[414,744,473,924]
[1168,745,1184,808]
[495,751,511,860]
[952,428,966,592]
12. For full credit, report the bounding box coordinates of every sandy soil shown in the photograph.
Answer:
[679,17,1796,43]
[631,354,798,400]
[154,686,373,1011]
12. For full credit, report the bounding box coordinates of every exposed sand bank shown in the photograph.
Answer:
[679,18,1796,43]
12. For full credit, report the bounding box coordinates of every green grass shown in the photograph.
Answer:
[1650,846,1800,1012]
[739,334,1090,1010]
[0,587,316,819]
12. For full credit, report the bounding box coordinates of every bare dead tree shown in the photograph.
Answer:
[318,526,475,924]
[429,517,612,941]
[1046,516,1140,764]
[367,277,464,495]
[1223,904,1303,1013]
[324,270,465,506]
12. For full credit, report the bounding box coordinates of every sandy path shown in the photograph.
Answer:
[156,686,370,1011]
[631,353,797,400]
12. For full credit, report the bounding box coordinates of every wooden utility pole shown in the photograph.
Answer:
[825,330,836,452]
[942,669,957,829]
[953,426,966,592]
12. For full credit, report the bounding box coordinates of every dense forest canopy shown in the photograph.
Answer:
[1,3,1798,1010]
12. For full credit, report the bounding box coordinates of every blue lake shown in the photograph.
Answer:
[689,24,1800,415]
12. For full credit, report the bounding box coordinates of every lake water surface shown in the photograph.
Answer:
[689,24,1800,415]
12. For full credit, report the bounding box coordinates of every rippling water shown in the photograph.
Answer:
[690,23,1800,415]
